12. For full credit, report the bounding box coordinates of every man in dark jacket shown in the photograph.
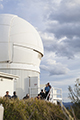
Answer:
[12,91,18,99]
[40,89,45,99]
[4,91,11,99]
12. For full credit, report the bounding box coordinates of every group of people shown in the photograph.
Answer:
[4,82,51,101]
[4,91,18,99]
[4,91,30,100]
[36,82,51,100]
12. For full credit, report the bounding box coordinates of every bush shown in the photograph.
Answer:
[0,97,66,120]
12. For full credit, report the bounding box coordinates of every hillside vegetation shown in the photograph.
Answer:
[0,98,66,120]
[68,79,80,119]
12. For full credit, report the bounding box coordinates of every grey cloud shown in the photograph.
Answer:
[47,22,80,38]
[64,37,80,50]
[49,6,80,24]
[55,38,80,59]
[49,0,80,23]
[40,63,69,76]
[49,66,68,76]
[44,0,80,38]
[41,0,80,59]
[42,32,80,59]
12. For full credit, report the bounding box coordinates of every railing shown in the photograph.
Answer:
[52,87,62,100]
[45,87,62,103]
[28,86,62,103]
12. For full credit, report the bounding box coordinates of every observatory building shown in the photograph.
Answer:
[0,14,44,98]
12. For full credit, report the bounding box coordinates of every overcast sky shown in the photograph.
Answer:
[0,0,80,102]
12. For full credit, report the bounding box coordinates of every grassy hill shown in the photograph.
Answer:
[0,97,66,120]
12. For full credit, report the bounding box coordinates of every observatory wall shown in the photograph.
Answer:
[0,69,40,98]
[0,14,43,98]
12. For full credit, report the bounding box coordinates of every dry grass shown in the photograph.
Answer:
[0,97,66,120]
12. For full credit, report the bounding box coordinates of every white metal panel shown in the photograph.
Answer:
[28,87,39,98]
[0,78,14,97]
[0,72,19,78]
[10,33,43,55]
[13,45,33,64]
[0,43,12,62]
[0,63,40,73]
[0,43,9,62]
[0,25,10,42]
[13,45,41,66]
[10,33,38,47]
[28,76,39,98]
[29,76,38,87]
[0,14,17,25]
[11,21,35,34]
[11,17,37,33]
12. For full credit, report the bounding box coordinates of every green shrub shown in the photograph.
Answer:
[0,98,66,120]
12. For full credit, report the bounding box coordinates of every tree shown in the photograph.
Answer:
[68,78,80,103]
[68,79,80,119]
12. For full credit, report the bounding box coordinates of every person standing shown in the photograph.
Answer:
[45,84,50,99]
[40,89,45,99]
[4,91,11,99]
[12,91,18,99]
[47,83,51,89]
[47,82,52,100]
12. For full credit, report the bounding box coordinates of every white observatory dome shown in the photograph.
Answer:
[0,14,43,72]
[0,14,44,98]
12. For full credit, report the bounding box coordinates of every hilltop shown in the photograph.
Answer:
[0,98,66,120]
